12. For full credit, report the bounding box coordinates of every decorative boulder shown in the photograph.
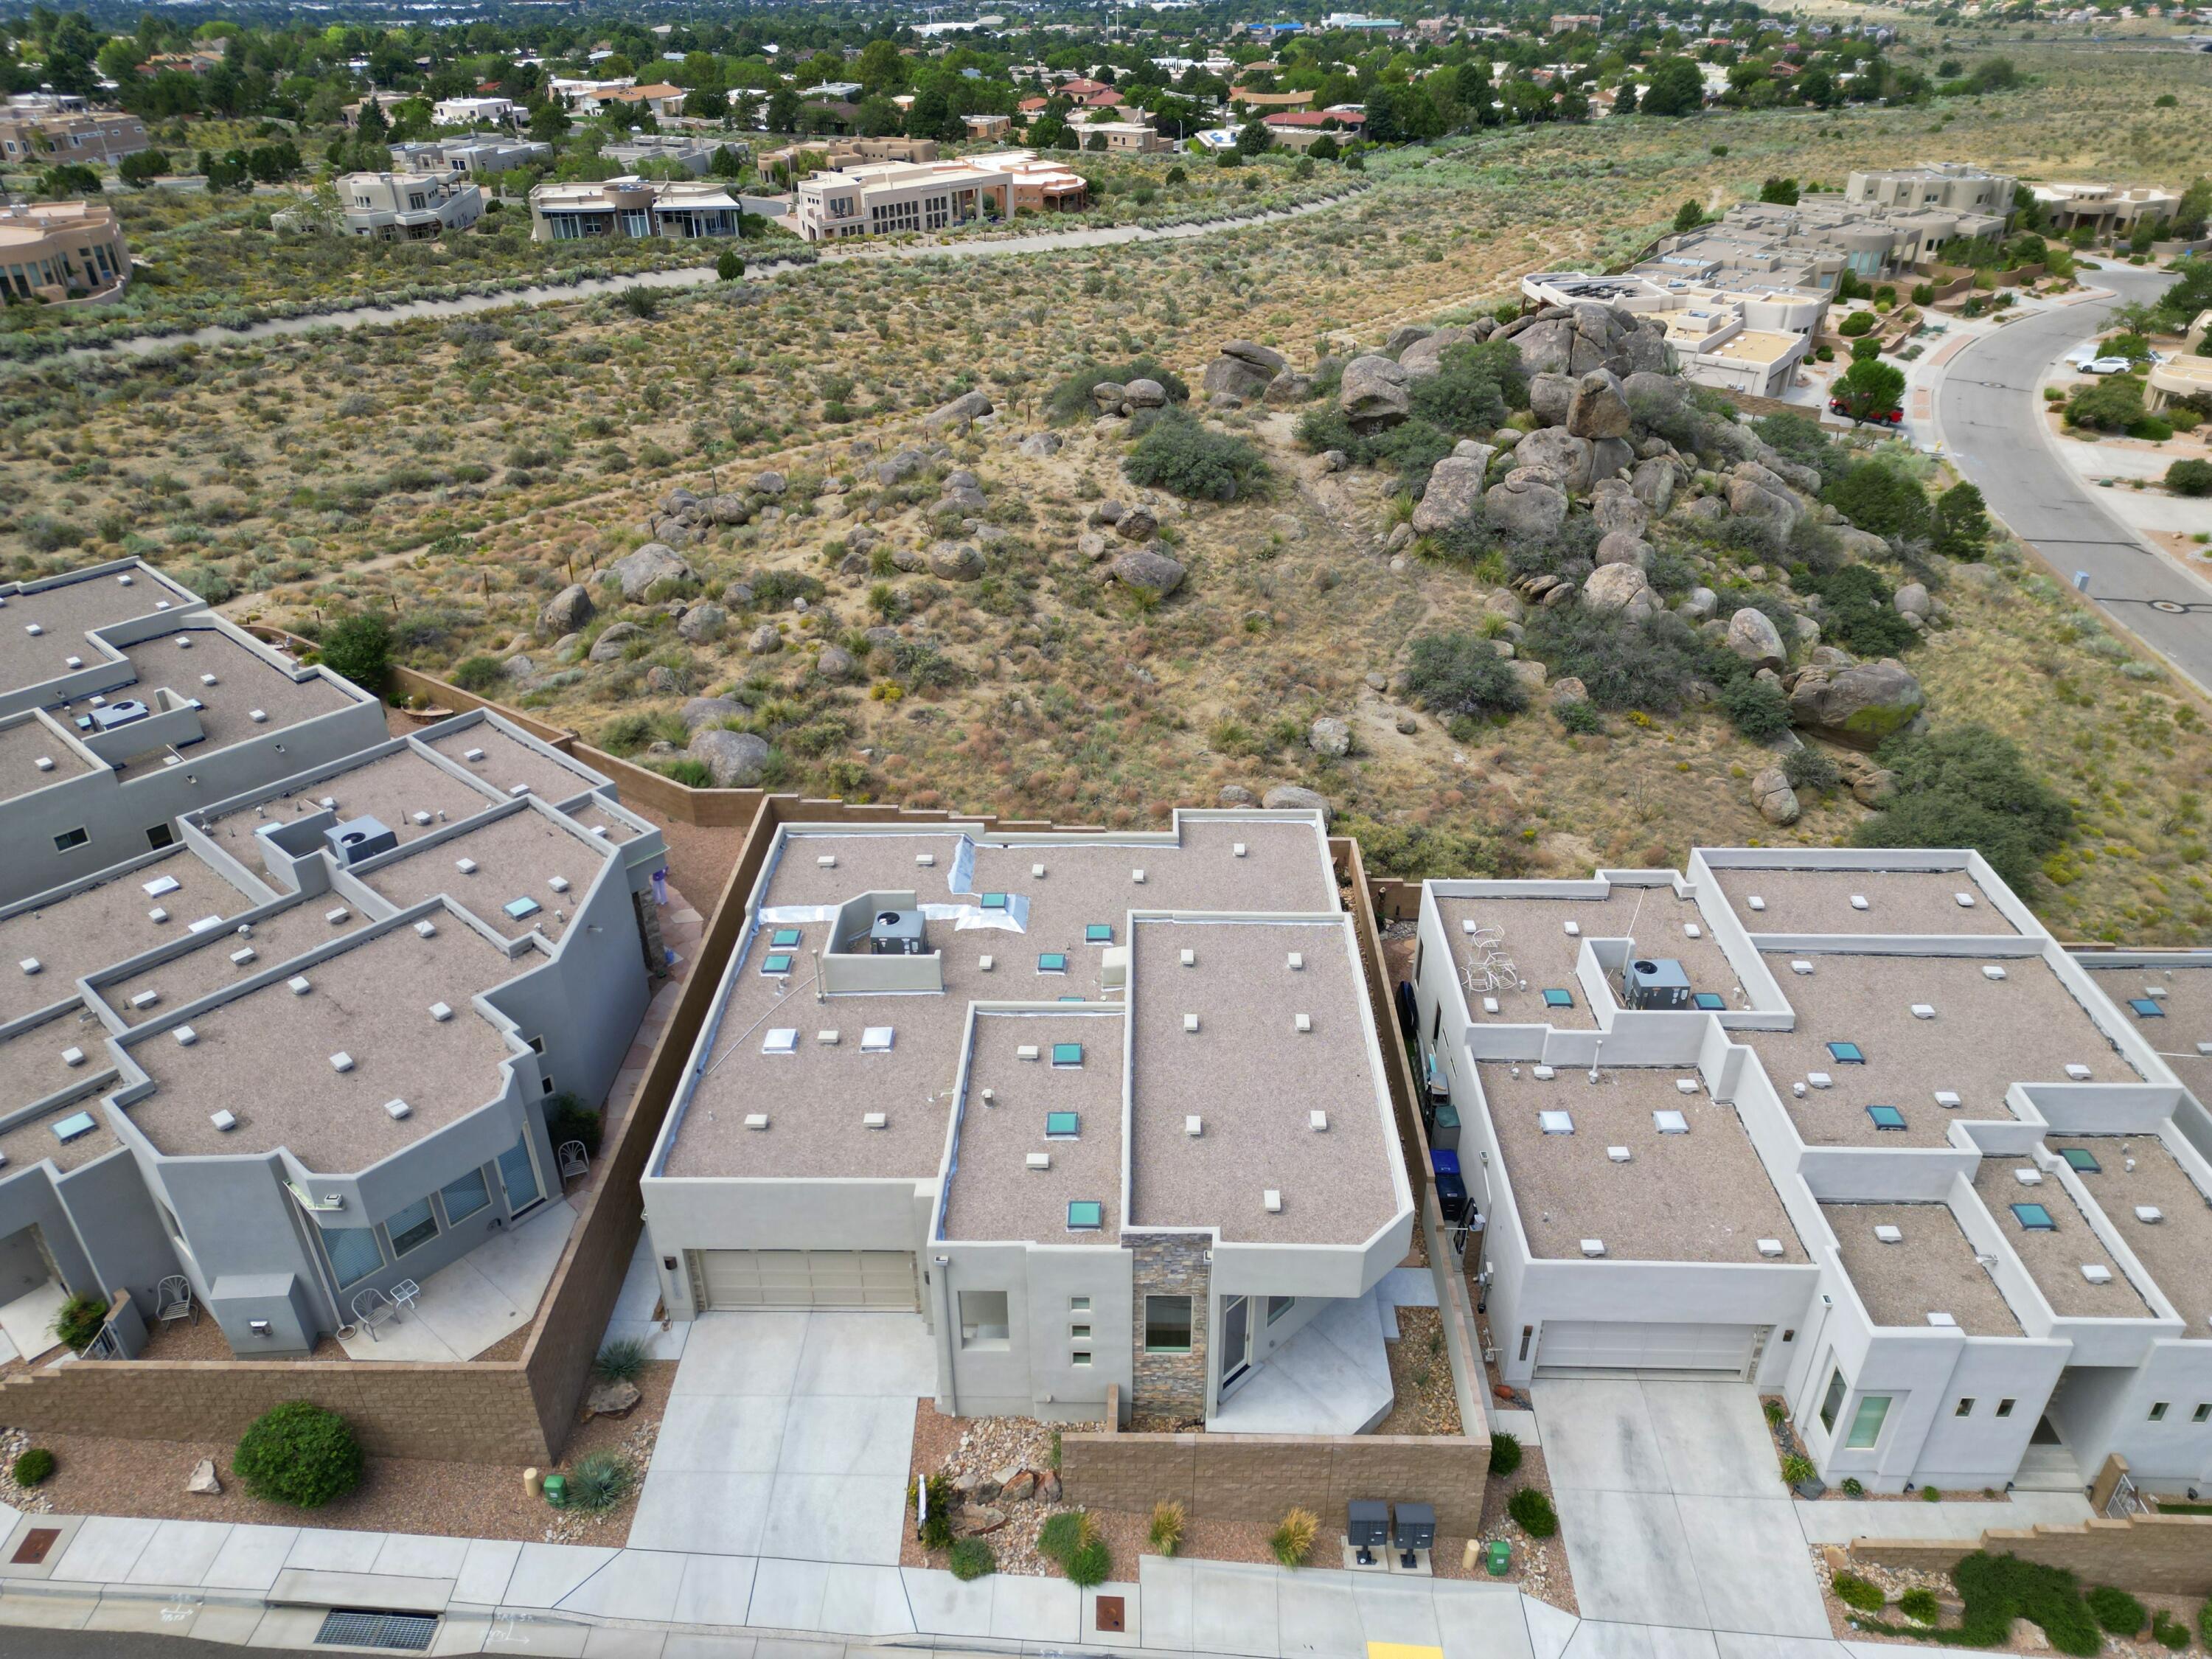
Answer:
[1582,563,1658,618]
[1018,431,1063,460]
[1339,355,1412,431]
[1590,482,1649,540]
[1894,582,1932,619]
[1787,659,1926,750]
[188,1458,223,1496]
[1409,455,1490,536]
[1116,506,1160,542]
[584,1380,642,1419]
[689,728,771,786]
[681,695,742,729]
[1595,530,1652,568]
[1484,469,1568,541]
[1111,547,1186,597]
[1565,370,1632,441]
[1515,427,1594,493]
[1261,783,1331,823]
[746,624,783,655]
[609,543,694,601]
[1630,456,1678,516]
[1725,608,1787,670]
[1506,316,1574,375]
[1308,716,1352,757]
[1124,378,1169,410]
[540,583,596,637]
[924,390,994,432]
[1751,767,1801,826]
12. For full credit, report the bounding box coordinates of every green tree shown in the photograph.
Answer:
[318,613,394,692]
[716,248,745,281]
[234,1403,364,1509]
[1853,726,2071,891]
[117,148,170,187]
[766,86,803,134]
[1758,175,1798,205]
[1832,356,1905,422]
[1641,56,1705,116]
[1931,482,1991,560]
[1672,199,1703,233]
[1234,119,1273,156]
[1403,631,1529,721]
[35,162,103,198]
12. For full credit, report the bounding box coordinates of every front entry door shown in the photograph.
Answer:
[1219,1294,1253,1401]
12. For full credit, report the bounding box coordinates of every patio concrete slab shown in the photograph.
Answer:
[0,1279,69,1365]
[285,1529,386,1573]
[1643,1382,1781,1500]
[1551,1488,1705,1630]
[1210,1290,1393,1436]
[671,1554,757,1628]
[1676,1495,1829,1638]
[900,1566,994,1638]
[1351,1576,1446,1648]
[669,1315,809,1399]
[1560,1624,1719,1659]
[338,1201,577,1363]
[627,1473,773,1557]
[1531,1381,1668,1494]
[201,1526,299,1593]
[557,1548,687,1622]
[123,1520,232,1586]
[744,1557,827,1632]
[48,1517,159,1583]
[790,1313,935,1397]
[1794,1489,2090,1543]
[454,1540,524,1607]
[582,1627,668,1659]
[603,1236,689,1363]
[815,1563,913,1635]
[664,1636,759,1659]
[988,1571,1079,1644]
[773,1397,914,1478]
[503,1544,621,1610]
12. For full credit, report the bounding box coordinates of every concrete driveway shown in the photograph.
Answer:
[1534,1378,1828,1643]
[627,1310,936,1565]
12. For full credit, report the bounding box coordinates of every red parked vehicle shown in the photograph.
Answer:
[1829,397,1904,425]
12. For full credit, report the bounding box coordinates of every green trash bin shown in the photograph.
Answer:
[1485,1539,1512,1577]
[543,1473,568,1508]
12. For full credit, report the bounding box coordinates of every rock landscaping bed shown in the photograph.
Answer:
[1376,1305,1462,1436]
[901,1403,1089,1577]
[0,1360,672,1543]
[1464,1444,1576,1610]
[1816,1546,2209,1655]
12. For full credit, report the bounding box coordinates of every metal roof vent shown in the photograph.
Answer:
[1031,862,1045,877]
[130,990,159,1010]
[1758,1238,1785,1258]
[816,854,836,868]
[211,1110,237,1132]
[1955,892,1976,908]
[2081,1265,2112,1284]
[384,1099,411,1121]
[861,1026,894,1052]
[1652,1110,1689,1134]
[288,975,312,995]
[1850,894,1869,911]
[18,958,39,975]
[1563,920,1581,937]
[174,1026,197,1046]
[1874,1224,1904,1244]
[2014,1169,2042,1186]
[1807,1071,1833,1089]
[429,1002,453,1022]
[1027,1152,1051,1170]
[1540,1110,1573,1135]
[2135,1206,2164,1224]
[744,1113,770,1130]
[465,747,486,762]
[1747,896,1765,911]
[1180,948,1196,967]
[1131,868,1146,884]
[1790,960,1815,975]
[1926,1311,1957,1327]
[1263,1189,1283,1214]
[1532,1065,1556,1081]
[762,1029,797,1055]
[1018,1044,1040,1061]
[1287,952,1304,971]
[1580,1238,1606,1257]
[327,906,350,925]
[330,1053,354,1074]
[148,907,169,924]
[1935,1090,1961,1107]
[817,1030,841,1046]
[1293,1013,1312,1033]
[1676,1078,1699,1095]
[862,1111,888,1130]
[1186,1115,1203,1137]
[2065,1064,2092,1080]
[1911,1004,1935,1020]
[1607,1145,1631,1163]
[231,946,256,965]
[1183,1014,1200,1033]
[1983,965,2007,981]
[415,920,437,938]
[1234,842,1247,858]
[1310,1110,1329,1131]
[455,858,478,875]
[978,955,994,971]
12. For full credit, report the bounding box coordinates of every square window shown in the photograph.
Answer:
[1996,1398,2015,1418]
[1051,1042,1083,1068]
[2149,1402,2169,1422]
[440,1167,491,1223]
[1144,1293,1192,1352]
[1267,1295,1295,1325]
[54,827,88,852]
[981,891,1009,910]
[959,1290,1010,1349]
[503,896,543,920]
[1827,1041,1865,1064]
[861,1026,894,1052]
[1955,1398,1975,1416]
[386,1197,439,1256]
[325,1225,383,1288]
[1085,924,1113,944]
[1071,1350,1092,1366]
[1067,1200,1104,1231]
[1866,1105,1907,1131]
[2011,1202,2056,1231]
[2061,1147,2101,1173]
[2129,998,2165,1018]
[762,953,795,975]
[1037,952,1069,974]
[1045,1111,1080,1138]
[1542,988,1574,1009]
[1693,992,1727,1011]
[771,928,802,948]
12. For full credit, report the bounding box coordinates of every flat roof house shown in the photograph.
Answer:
[0,566,672,1367]
[0,108,150,167]
[527,177,745,241]
[1522,268,1829,398]
[431,96,518,128]
[0,200,131,305]
[334,171,484,240]
[1410,849,2212,1497]
[644,813,1416,1430]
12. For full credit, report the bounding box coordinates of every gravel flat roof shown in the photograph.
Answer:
[0,1003,118,1160]
[422,721,602,806]
[1127,915,1400,1246]
[2045,1134,2212,1340]
[199,747,495,863]
[0,564,195,699]
[1711,866,2016,937]
[1480,1063,1806,1264]
[0,712,91,802]
[1821,1202,2023,1337]
[98,896,369,1027]
[125,917,526,1168]
[99,627,360,778]
[362,807,609,943]
[1435,891,1739,1029]
[0,848,254,1026]
[663,816,1342,1183]
[2080,961,2212,1105]
[942,1008,1125,1246]
[1970,1156,2152,1321]
[1748,953,2135,1147]
[564,799,645,846]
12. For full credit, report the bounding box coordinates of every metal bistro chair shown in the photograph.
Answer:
[349,1287,400,1342]
[154,1273,198,1329]
[557,1139,591,1186]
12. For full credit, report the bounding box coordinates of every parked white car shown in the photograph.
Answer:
[2082,357,2137,375]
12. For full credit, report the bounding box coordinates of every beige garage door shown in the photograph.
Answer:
[689,1248,917,1312]
[1534,1320,1761,1377]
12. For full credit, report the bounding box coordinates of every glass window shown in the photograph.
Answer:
[386,1197,439,1256]
[1827,1041,1865,1064]
[2011,1203,2056,1231]
[1955,1398,1975,1416]
[1071,1350,1093,1366]
[54,827,88,852]
[326,1225,383,1288]
[1069,1295,1091,1312]
[959,1290,1009,1349]
[2194,1404,2210,1424]
[498,1134,540,1211]
[1085,924,1113,944]
[1997,1398,2015,1418]
[1867,1105,1907,1131]
[440,1167,491,1224]
[1542,988,1574,1009]
[2149,1402,2169,1422]
[1820,1368,1847,1433]
[771,928,802,948]
[1051,1043,1083,1068]
[762,953,795,974]
[1038,952,1068,974]
[1846,1394,1891,1450]
[1267,1295,1295,1325]
[1144,1295,1192,1352]
[1693,992,1727,1011]
[2060,1147,2101,1173]
[1067,1200,1103,1231]
[1045,1112,1080,1138]
[1071,1323,1091,1339]
[2129,998,2164,1018]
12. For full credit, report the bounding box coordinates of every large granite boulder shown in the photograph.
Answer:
[680,695,742,729]
[1833,525,1893,561]
[1582,563,1659,618]
[1397,326,1474,379]
[924,390,994,432]
[927,541,987,581]
[1787,659,1926,750]
[1339,355,1412,431]
[1590,480,1649,540]
[1201,340,1287,402]
[689,728,771,786]
[1308,716,1352,757]
[1727,471,1800,533]
[1261,783,1331,824]
[1515,427,1594,493]
[1725,607,1787,670]
[1596,530,1652,568]
[1409,455,1490,536]
[540,582,595,637]
[1566,369,1632,441]
[588,622,641,663]
[1484,469,1568,540]
[609,543,694,601]
[1111,547,1186,597]
[1528,372,1576,428]
[1751,767,1801,826]
[1630,456,1678,516]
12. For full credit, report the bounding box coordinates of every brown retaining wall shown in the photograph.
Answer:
[1063,1430,1489,1536]
[1851,1513,2212,1596]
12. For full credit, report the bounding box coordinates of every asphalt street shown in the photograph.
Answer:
[1933,265,2212,692]
[0,1634,318,1659]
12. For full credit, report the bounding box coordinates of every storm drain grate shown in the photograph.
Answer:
[314,1609,439,1651]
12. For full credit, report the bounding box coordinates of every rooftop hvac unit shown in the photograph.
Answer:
[89,698,151,732]
[868,908,927,956]
[1624,957,1693,1011]
[325,815,398,865]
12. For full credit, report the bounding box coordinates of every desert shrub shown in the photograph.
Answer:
[1522,609,1713,714]
[1798,563,1916,657]
[660,759,712,787]
[1558,699,1603,734]
[1824,459,1930,541]
[1507,1487,1557,1537]
[1331,813,1507,880]
[2086,1586,2147,1636]
[234,1402,364,1509]
[11,1447,55,1486]
[1046,358,1190,423]
[546,1091,603,1157]
[1899,1587,1940,1624]
[1783,746,1840,794]
[1917,1553,2100,1654]
[1780,1453,1817,1486]
[51,1293,109,1352]
[1270,1507,1321,1568]
[1763,1397,1787,1425]
[1124,408,1267,501]
[1841,1477,1865,1498]
[1719,675,1792,741]
[746,570,824,610]
[948,1538,995,1580]
[1148,1500,1186,1555]
[176,563,234,604]
[2066,374,2148,432]
[1833,1571,1886,1613]
[1753,411,1843,484]
[1489,1430,1523,1477]
[1838,310,1877,337]
[319,613,394,692]
[1065,1537,1112,1587]
[565,1452,635,1512]
[2166,458,2212,496]
[2150,1608,2190,1648]
[911,1472,956,1551]
[1854,725,2071,891]
[451,654,503,692]
[1407,338,1526,436]
[1037,1509,1090,1565]
[592,1337,650,1382]
[1931,482,1991,560]
[1403,630,1528,720]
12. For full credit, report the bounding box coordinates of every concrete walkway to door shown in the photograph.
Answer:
[627,1310,936,1571]
[1535,1378,1832,1644]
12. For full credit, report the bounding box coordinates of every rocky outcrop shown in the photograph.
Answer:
[928,541,986,581]
[1787,658,1925,750]
[675,602,726,644]
[689,728,771,786]
[540,583,595,637]
[1261,783,1330,822]
[1630,456,1678,516]
[1484,468,1568,540]
[1566,369,1632,441]
[924,390,993,432]
[681,695,742,729]
[1515,426,1593,493]
[1398,326,1474,379]
[1528,372,1576,428]
[1111,547,1186,597]
[1590,480,1649,540]
[1409,455,1490,536]
[1339,355,1413,430]
[1201,341,1287,403]
[609,543,694,601]
[1308,716,1352,757]
[1751,767,1801,826]
[1725,608,1787,670]
[588,622,641,663]
[1582,563,1659,618]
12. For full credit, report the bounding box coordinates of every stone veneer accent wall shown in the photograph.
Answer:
[1130,1232,1210,1421]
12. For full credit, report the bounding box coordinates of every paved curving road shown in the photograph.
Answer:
[1935,265,2212,692]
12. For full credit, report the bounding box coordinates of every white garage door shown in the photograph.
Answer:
[1534,1320,1759,1377]
[689,1249,917,1311]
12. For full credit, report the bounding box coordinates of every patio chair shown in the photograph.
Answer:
[154,1274,197,1329]
[557,1139,591,1184]
[349,1287,399,1341]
